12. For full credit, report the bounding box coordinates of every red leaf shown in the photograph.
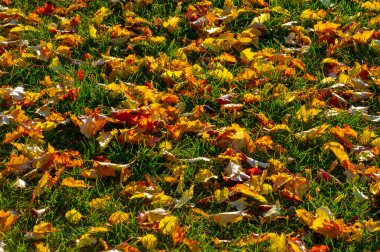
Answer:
[36,4,55,16]
[77,69,84,82]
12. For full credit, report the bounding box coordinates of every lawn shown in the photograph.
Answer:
[0,0,380,251]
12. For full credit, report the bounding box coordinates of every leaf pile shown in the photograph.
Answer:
[0,0,380,251]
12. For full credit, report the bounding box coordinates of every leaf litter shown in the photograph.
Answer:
[0,0,380,251]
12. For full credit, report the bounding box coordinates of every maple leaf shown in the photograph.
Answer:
[167,118,209,141]
[210,123,256,153]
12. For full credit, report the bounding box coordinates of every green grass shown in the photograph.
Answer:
[1,0,380,251]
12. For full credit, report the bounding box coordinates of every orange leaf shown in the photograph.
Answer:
[108,211,130,225]
[61,177,89,188]
[0,210,18,235]
[172,225,187,246]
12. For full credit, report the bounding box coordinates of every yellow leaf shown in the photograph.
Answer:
[65,209,82,225]
[10,25,36,33]
[352,30,374,44]
[163,16,181,34]
[141,234,158,250]
[252,13,270,24]
[295,124,330,142]
[89,196,110,209]
[365,218,380,232]
[76,233,97,248]
[270,173,293,192]
[54,34,84,48]
[208,67,234,81]
[266,124,291,133]
[108,211,130,225]
[31,172,52,203]
[88,226,110,233]
[268,233,287,252]
[314,21,340,33]
[230,184,267,204]
[295,105,319,123]
[215,187,229,203]
[93,7,112,26]
[361,1,380,11]
[194,169,217,183]
[61,177,89,188]
[89,24,97,39]
[296,208,315,227]
[49,57,63,72]
[151,193,174,207]
[300,9,327,20]
[32,222,56,240]
[322,142,349,163]
[96,129,118,151]
[149,36,166,45]
[34,242,50,252]
[240,48,255,64]
[159,216,178,235]
[371,137,380,147]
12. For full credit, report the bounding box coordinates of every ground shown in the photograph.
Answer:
[0,0,380,251]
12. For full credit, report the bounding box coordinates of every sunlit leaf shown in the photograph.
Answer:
[141,234,157,250]
[159,216,179,235]
[65,209,82,225]
[210,211,248,226]
[108,211,130,225]
[322,142,349,163]
[61,177,89,188]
